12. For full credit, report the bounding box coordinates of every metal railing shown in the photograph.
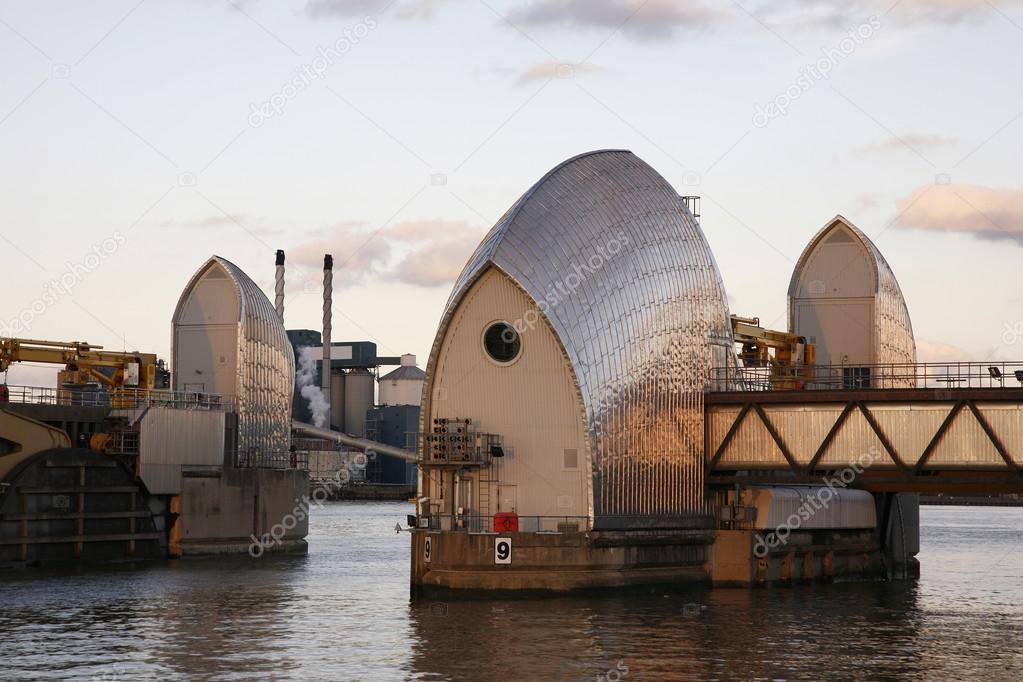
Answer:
[708,362,1023,392]
[419,513,590,533]
[292,437,342,452]
[107,430,140,456]
[235,449,308,470]
[1,384,234,411]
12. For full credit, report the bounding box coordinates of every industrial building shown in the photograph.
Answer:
[285,332,422,491]
[409,150,1023,592]
[0,251,421,566]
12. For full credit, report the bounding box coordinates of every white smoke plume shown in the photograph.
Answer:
[297,346,330,428]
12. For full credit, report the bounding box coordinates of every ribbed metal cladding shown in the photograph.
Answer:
[423,150,736,526]
[174,257,295,458]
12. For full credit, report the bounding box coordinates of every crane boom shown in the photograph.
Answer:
[0,337,168,390]
[730,315,816,389]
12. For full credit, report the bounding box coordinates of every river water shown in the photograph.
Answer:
[1,503,1021,681]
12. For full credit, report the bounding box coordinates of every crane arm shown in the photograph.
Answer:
[1,338,166,390]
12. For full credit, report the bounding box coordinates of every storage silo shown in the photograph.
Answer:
[330,370,346,431]
[172,256,295,458]
[344,368,374,436]
[378,354,425,406]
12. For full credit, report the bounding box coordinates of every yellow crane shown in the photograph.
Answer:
[0,337,169,396]
[730,315,816,389]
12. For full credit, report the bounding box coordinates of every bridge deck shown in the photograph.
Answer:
[705,387,1023,494]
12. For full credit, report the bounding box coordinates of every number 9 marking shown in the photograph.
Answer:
[495,537,512,565]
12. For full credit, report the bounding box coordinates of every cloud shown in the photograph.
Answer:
[286,218,485,289]
[502,0,1019,40]
[515,60,601,85]
[382,219,484,287]
[505,0,725,39]
[302,0,1023,35]
[857,133,958,155]
[304,0,448,19]
[884,0,1023,24]
[894,183,1023,244]
[288,221,390,287]
[754,0,1023,28]
[395,0,451,19]
[305,0,386,18]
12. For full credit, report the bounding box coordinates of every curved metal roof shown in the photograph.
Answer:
[173,256,293,352]
[788,215,916,366]
[173,256,295,458]
[426,150,736,523]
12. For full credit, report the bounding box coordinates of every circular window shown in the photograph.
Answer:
[483,322,521,364]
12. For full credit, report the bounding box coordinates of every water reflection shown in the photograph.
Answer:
[1,503,1022,681]
[406,583,929,681]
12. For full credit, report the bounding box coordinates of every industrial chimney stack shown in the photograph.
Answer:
[274,250,285,321]
[322,254,333,426]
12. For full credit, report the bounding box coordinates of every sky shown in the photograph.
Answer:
[2,0,1022,388]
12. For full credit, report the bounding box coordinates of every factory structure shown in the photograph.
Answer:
[409,150,1023,592]
[0,248,420,566]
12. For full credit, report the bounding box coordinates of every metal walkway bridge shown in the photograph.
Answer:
[705,362,1023,494]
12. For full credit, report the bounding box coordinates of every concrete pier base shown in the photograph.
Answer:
[410,529,713,595]
[710,529,883,587]
[176,467,310,558]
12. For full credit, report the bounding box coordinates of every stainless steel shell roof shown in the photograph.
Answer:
[787,215,916,366]
[426,150,736,524]
[173,256,295,459]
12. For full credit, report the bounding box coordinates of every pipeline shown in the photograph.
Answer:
[291,420,418,463]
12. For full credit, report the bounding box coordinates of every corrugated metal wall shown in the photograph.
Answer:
[138,407,226,494]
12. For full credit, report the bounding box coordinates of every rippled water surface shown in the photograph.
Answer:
[2,503,1022,680]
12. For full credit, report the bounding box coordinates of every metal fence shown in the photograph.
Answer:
[708,362,1023,392]
[1,384,235,411]
[420,514,590,533]
[234,449,308,470]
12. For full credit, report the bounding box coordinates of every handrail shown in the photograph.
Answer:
[419,513,591,533]
[1,384,235,410]
[708,361,1023,392]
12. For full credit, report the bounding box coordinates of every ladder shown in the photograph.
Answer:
[477,476,496,532]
